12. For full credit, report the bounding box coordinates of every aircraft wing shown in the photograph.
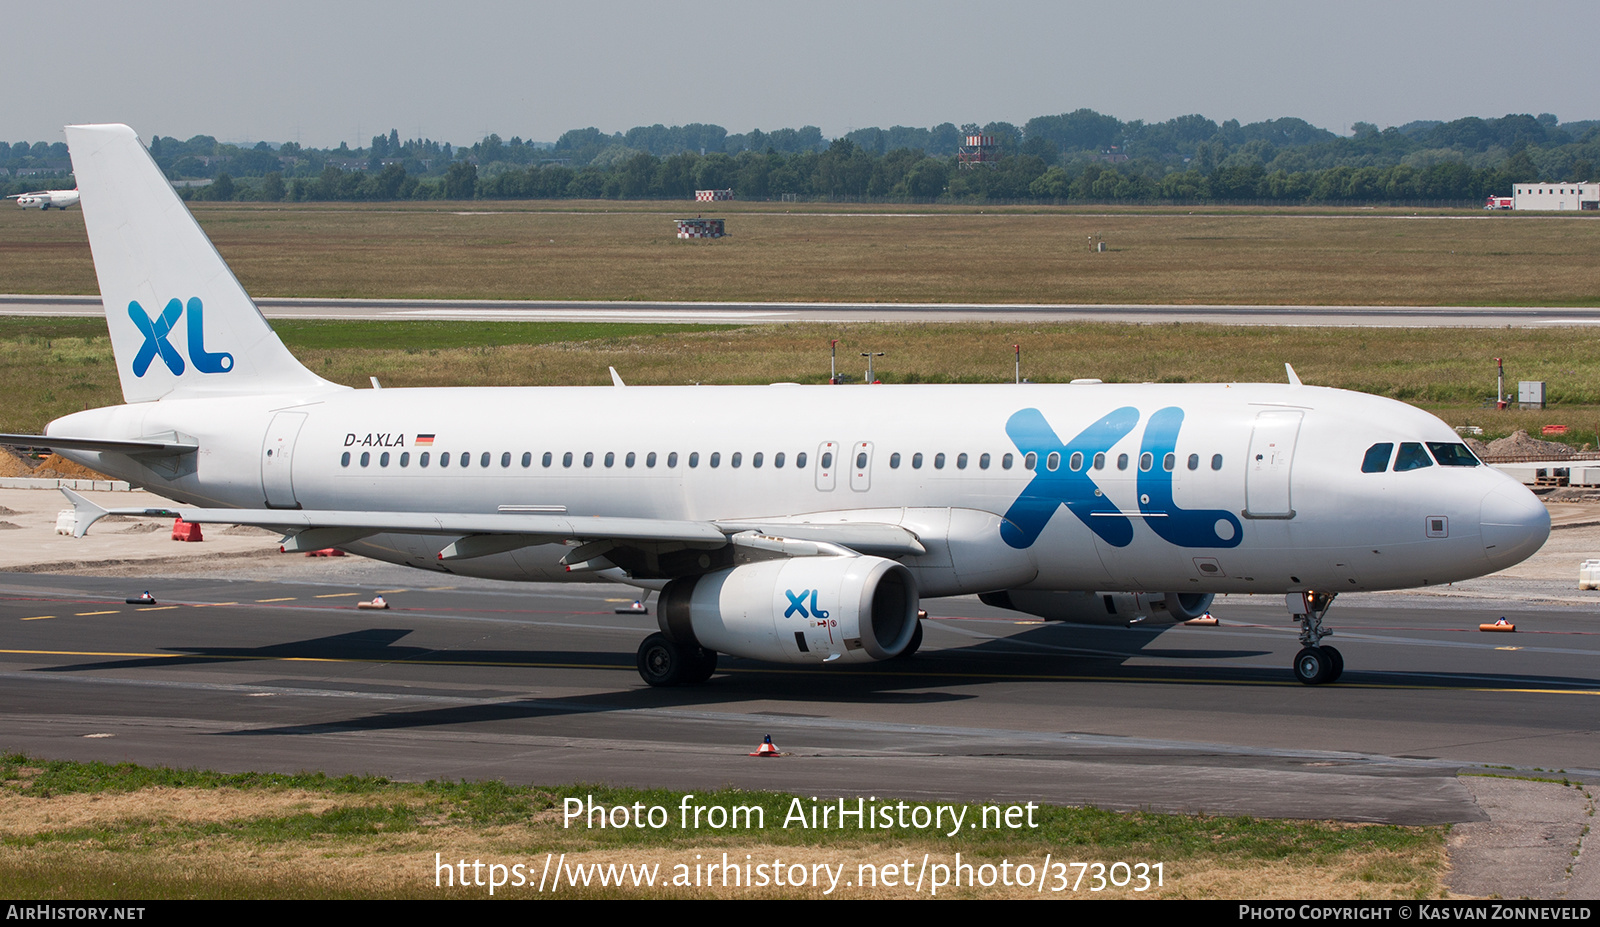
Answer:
[57,488,924,558]
[0,433,198,456]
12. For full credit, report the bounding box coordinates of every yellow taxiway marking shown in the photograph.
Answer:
[189,602,238,607]
[376,589,408,594]
[314,593,360,599]
[74,611,119,617]
[255,597,297,603]
[21,616,53,621]
[0,647,1596,694]
[137,606,179,612]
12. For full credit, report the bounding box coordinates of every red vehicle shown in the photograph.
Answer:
[1484,195,1513,210]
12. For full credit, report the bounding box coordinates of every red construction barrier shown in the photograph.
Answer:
[171,518,203,542]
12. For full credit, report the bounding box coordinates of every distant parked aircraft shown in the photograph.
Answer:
[9,189,79,209]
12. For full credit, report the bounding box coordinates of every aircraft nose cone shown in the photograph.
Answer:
[1481,481,1550,571]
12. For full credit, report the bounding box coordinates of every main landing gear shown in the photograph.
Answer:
[1288,591,1343,685]
[636,632,717,687]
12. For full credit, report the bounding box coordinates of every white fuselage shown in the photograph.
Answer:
[48,380,1549,599]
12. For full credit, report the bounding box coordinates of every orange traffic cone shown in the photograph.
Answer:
[749,734,781,758]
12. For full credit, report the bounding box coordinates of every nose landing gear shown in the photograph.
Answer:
[1288,591,1343,685]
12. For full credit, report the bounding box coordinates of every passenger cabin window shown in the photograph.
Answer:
[1163,453,1175,471]
[1427,442,1480,467]
[1393,442,1433,472]
[542,452,552,467]
[731,452,742,468]
[1068,452,1082,471]
[360,452,370,467]
[753,452,763,468]
[625,452,636,468]
[341,452,350,467]
[688,452,699,468]
[1002,453,1013,469]
[440,452,450,468]
[1210,454,1223,471]
[980,453,991,469]
[380,452,390,467]
[710,452,722,468]
[479,452,489,468]
[956,452,968,469]
[646,452,656,468]
[912,452,923,469]
[890,453,901,468]
[562,452,573,468]
[1046,452,1059,471]
[934,453,946,469]
[501,452,511,468]
[521,452,531,467]
[460,452,471,468]
[1093,453,1105,470]
[420,452,431,467]
[774,452,785,468]
[604,452,615,468]
[1139,452,1152,471]
[795,452,807,468]
[667,452,678,467]
[1362,443,1393,473]
[1117,453,1129,471]
[1024,452,1037,470]
[583,452,594,468]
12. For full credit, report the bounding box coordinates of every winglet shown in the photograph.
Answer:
[59,487,109,538]
[1285,363,1303,387]
[609,367,626,387]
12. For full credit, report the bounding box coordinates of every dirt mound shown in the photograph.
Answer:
[31,454,111,480]
[1464,437,1490,458]
[1484,430,1575,459]
[0,450,36,478]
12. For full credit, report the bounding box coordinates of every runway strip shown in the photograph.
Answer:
[2,572,1594,827]
[4,294,1600,327]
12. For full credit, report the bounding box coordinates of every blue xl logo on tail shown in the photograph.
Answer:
[127,298,233,376]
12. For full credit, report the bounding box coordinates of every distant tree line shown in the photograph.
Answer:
[5,110,1598,204]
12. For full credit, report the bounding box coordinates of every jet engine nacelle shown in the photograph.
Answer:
[979,589,1214,626]
[657,556,919,665]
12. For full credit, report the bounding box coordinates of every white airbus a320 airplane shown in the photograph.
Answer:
[5,124,1551,687]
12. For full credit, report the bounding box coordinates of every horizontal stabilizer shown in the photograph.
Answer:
[0,433,197,456]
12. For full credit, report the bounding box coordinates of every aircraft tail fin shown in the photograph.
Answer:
[64,124,340,403]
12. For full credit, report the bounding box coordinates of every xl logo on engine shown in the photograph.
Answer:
[128,298,234,377]
[783,589,829,620]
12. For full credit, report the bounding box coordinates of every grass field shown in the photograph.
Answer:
[0,754,1446,899]
[2,317,1597,443]
[2,201,1598,306]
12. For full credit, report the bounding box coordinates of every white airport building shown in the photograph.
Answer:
[1511,183,1599,210]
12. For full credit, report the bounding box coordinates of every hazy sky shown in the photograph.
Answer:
[8,0,1597,148]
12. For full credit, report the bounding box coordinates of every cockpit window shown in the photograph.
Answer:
[1362,443,1393,473]
[1427,442,1480,467]
[1393,442,1433,472]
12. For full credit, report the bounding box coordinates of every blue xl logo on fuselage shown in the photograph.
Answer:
[128,298,233,377]
[1000,406,1242,550]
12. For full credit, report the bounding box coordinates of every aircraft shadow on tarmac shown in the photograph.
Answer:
[28,621,1596,737]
